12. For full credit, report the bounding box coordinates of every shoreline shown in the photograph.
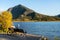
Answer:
[0,33,48,40]
[13,21,60,22]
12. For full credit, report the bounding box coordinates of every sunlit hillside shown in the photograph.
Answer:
[8,4,60,22]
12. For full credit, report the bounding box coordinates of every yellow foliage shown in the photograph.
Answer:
[0,11,12,32]
[0,15,2,23]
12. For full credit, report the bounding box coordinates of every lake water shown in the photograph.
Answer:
[13,22,60,40]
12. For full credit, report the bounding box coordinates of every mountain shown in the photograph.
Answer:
[7,4,60,21]
[56,14,60,18]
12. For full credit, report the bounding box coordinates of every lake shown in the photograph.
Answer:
[13,22,60,40]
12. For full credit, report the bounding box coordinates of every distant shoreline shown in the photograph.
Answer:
[13,21,60,22]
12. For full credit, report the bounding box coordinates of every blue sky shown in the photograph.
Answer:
[0,0,60,16]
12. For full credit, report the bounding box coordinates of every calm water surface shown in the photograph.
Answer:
[13,22,60,40]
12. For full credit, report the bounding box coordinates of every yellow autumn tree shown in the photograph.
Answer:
[1,11,12,33]
[0,15,3,30]
[0,15,2,23]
